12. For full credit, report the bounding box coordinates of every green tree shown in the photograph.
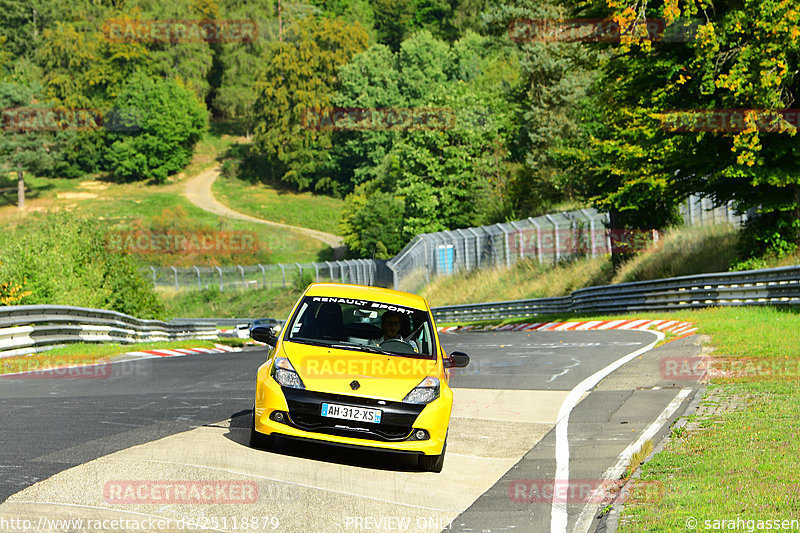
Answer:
[0,81,65,209]
[484,0,605,218]
[105,72,208,183]
[336,31,519,257]
[372,0,413,50]
[215,0,276,131]
[331,43,406,186]
[581,0,800,258]
[339,185,405,258]
[0,0,60,59]
[251,16,369,192]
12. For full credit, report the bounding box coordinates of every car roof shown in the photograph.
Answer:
[303,283,429,311]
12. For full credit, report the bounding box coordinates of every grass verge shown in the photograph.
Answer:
[614,306,800,529]
[212,174,345,235]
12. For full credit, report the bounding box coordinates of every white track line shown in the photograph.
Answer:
[572,388,692,533]
[550,329,664,533]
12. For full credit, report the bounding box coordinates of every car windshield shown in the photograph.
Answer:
[285,296,435,358]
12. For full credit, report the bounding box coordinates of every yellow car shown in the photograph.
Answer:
[249,283,470,472]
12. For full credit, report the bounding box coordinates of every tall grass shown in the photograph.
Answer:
[211,174,345,235]
[421,224,746,307]
[612,223,741,283]
[421,256,613,306]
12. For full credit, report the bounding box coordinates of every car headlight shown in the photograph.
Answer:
[403,376,440,404]
[271,357,305,389]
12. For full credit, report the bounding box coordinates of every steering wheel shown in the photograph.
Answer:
[379,338,417,354]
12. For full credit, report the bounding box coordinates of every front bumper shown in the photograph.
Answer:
[254,378,451,456]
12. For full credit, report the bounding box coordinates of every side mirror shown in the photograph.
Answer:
[444,351,470,369]
[250,325,278,347]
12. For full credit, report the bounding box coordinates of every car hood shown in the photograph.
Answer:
[281,341,437,401]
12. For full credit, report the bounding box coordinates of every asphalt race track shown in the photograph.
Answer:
[0,330,704,532]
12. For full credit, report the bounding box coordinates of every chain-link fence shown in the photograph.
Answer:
[386,208,611,292]
[145,259,392,292]
[680,195,747,226]
[145,195,746,293]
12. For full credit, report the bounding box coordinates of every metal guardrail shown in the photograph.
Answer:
[168,318,255,327]
[431,265,800,322]
[145,260,391,292]
[4,264,797,356]
[0,305,220,358]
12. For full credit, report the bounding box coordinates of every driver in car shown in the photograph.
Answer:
[370,311,419,352]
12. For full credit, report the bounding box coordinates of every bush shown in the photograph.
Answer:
[0,213,164,319]
[105,72,208,183]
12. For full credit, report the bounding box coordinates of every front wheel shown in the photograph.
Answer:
[418,439,446,473]
[249,407,274,450]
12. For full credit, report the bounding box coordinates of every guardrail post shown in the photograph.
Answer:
[314,263,320,282]
[238,265,245,289]
[171,266,178,291]
[216,266,223,292]
[279,264,286,287]
[295,263,303,283]
[149,266,157,287]
[258,264,266,288]
[193,266,201,290]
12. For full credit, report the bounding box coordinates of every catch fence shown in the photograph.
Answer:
[145,195,746,292]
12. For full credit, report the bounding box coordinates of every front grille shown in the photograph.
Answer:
[290,413,412,441]
[281,388,425,442]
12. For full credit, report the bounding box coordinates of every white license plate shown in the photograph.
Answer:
[321,403,382,424]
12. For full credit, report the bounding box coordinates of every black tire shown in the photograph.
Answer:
[418,439,446,473]
[249,408,274,450]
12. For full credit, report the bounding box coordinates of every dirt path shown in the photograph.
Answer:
[183,166,344,250]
